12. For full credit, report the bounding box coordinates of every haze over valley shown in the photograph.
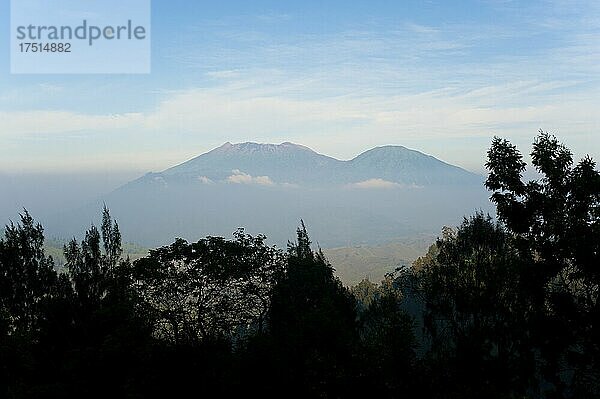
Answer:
[2,141,491,283]
[4,141,490,245]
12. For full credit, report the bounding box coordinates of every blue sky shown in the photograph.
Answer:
[1,0,599,173]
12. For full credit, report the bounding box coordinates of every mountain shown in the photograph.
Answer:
[159,142,343,185]
[347,145,479,186]
[126,142,480,188]
[42,142,491,248]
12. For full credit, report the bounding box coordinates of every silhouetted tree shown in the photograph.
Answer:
[267,221,358,397]
[131,229,285,396]
[487,131,600,396]
[44,208,151,397]
[416,213,534,398]
[133,229,284,345]
[0,211,57,338]
[0,211,59,397]
[354,274,419,397]
[64,207,125,309]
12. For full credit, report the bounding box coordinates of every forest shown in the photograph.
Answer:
[1,132,599,398]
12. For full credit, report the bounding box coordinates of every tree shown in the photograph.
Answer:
[351,278,380,313]
[0,211,59,396]
[64,206,125,309]
[130,230,285,397]
[417,213,534,398]
[133,229,285,345]
[354,274,419,397]
[0,210,57,338]
[55,208,150,397]
[267,221,358,396]
[486,131,600,396]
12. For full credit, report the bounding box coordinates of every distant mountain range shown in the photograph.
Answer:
[43,141,492,249]
[125,142,481,189]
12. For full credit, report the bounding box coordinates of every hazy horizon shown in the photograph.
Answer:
[1,0,597,249]
[0,141,493,248]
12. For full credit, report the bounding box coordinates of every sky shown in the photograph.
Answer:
[0,0,599,174]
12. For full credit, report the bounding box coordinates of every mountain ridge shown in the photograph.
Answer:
[128,141,481,189]
[45,141,491,248]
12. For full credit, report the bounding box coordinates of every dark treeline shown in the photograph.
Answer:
[1,132,599,398]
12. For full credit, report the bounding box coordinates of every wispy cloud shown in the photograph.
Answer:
[347,179,402,189]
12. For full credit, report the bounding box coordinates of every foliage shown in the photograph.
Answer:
[132,230,284,345]
[265,221,359,396]
[486,131,600,396]
[0,211,57,339]
[417,213,534,398]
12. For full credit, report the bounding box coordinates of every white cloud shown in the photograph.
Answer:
[226,169,274,186]
[153,176,168,188]
[347,179,425,189]
[348,179,402,189]
[1,83,599,174]
[198,176,214,184]
[1,82,590,140]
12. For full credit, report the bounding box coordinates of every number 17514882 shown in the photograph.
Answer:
[19,42,71,53]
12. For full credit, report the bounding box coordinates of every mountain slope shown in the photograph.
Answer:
[124,141,481,189]
[348,145,479,186]
[44,141,491,248]
[160,142,345,184]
